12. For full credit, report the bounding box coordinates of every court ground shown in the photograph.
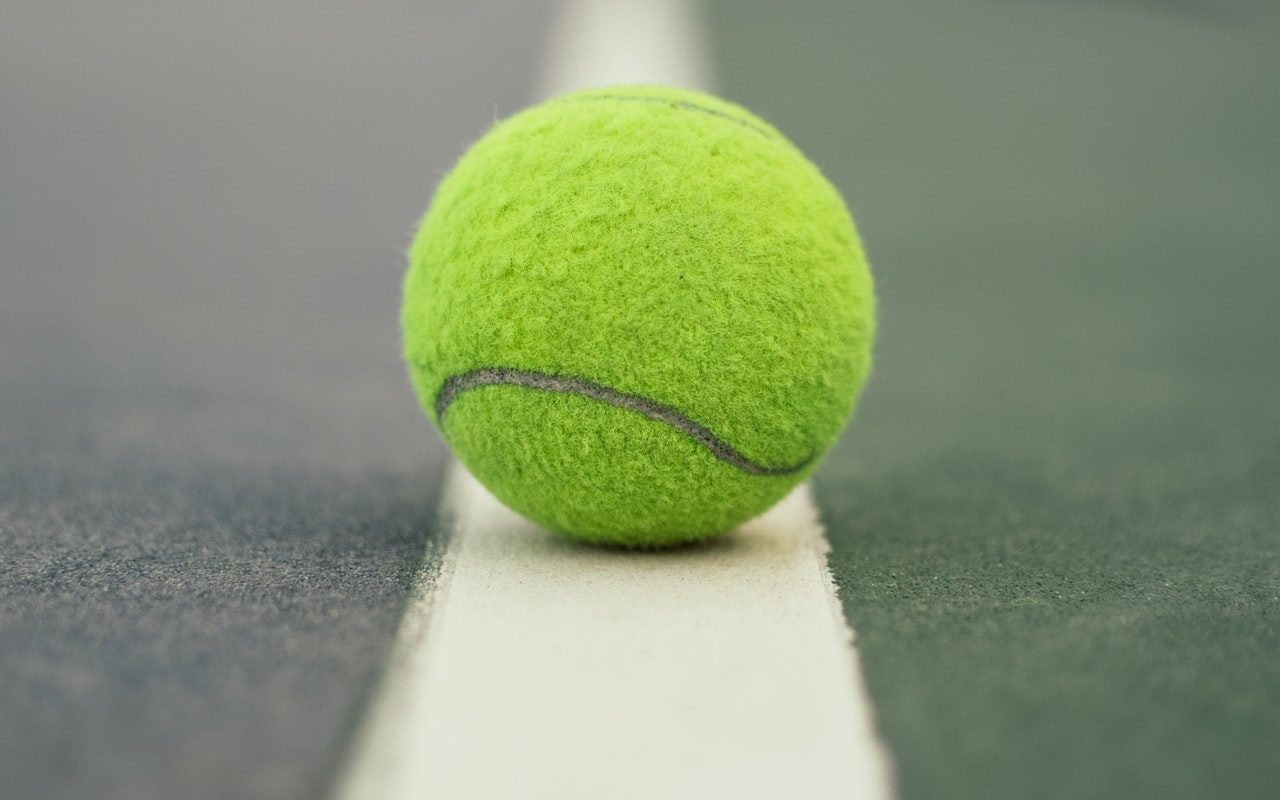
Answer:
[1,2,1277,799]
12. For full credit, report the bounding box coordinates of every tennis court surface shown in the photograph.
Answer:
[2,2,1277,799]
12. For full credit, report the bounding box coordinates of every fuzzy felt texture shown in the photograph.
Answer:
[403,85,875,546]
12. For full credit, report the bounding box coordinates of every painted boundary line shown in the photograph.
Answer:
[335,2,894,798]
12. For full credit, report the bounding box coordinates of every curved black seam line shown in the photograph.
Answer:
[434,367,810,477]
[567,94,775,139]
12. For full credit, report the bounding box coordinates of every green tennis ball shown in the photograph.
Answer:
[403,85,875,547]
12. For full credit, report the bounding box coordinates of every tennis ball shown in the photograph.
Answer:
[403,85,875,547]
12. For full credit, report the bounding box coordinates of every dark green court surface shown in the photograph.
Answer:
[710,1,1279,798]
[0,4,545,798]
[5,2,1278,798]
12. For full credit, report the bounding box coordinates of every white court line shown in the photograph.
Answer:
[335,1,895,798]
